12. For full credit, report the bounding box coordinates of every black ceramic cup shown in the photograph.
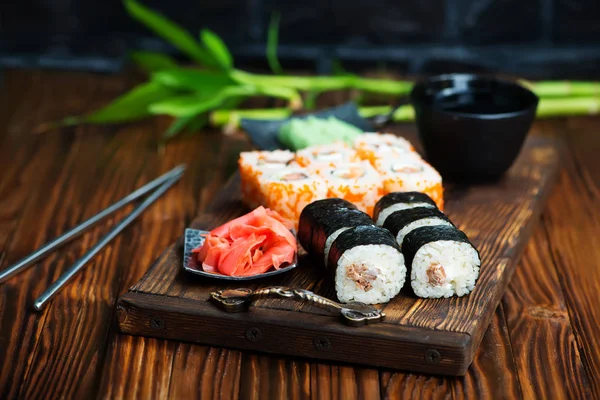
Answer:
[410,74,539,183]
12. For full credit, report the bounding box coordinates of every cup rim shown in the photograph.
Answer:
[410,73,540,120]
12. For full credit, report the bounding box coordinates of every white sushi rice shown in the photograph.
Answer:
[355,133,414,155]
[240,150,296,169]
[323,227,351,267]
[410,241,480,298]
[395,218,454,249]
[296,143,358,167]
[375,202,436,226]
[335,245,406,304]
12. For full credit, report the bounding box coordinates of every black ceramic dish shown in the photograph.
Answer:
[183,228,298,280]
[410,74,539,182]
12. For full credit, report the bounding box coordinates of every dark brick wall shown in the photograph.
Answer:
[1,0,600,78]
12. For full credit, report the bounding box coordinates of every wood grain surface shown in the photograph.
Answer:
[0,69,598,398]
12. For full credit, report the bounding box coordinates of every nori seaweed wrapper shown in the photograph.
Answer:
[402,225,476,269]
[383,207,454,238]
[373,192,437,223]
[298,203,372,264]
[327,225,401,274]
[298,198,358,253]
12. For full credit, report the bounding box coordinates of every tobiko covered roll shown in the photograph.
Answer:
[257,166,328,229]
[374,156,444,210]
[402,225,480,298]
[315,161,382,216]
[383,207,454,249]
[354,133,415,165]
[327,225,406,304]
[238,150,297,208]
[295,142,359,168]
[298,199,373,267]
[373,191,438,227]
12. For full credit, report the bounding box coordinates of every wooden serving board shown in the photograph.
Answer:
[117,135,561,376]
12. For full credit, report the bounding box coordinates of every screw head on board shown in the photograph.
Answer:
[425,349,441,364]
[149,318,165,330]
[245,327,262,342]
[313,336,331,351]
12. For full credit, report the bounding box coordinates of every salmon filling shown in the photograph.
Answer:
[332,167,365,180]
[426,263,447,286]
[391,163,424,173]
[346,263,380,291]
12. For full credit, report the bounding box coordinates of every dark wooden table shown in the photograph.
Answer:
[0,69,599,399]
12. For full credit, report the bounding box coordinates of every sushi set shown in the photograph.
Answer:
[117,129,560,375]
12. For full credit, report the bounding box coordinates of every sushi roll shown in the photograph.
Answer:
[354,133,415,165]
[374,156,444,210]
[296,143,359,168]
[238,150,297,208]
[403,225,480,298]
[298,199,372,267]
[327,225,406,304]
[257,166,328,229]
[382,207,454,249]
[373,191,438,227]
[315,161,383,216]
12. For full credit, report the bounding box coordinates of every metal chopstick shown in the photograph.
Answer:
[0,165,186,284]
[33,173,182,311]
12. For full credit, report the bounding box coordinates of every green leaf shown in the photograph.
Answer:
[162,114,209,140]
[220,97,245,109]
[149,93,226,116]
[163,114,195,139]
[130,51,178,73]
[304,91,319,110]
[79,81,176,124]
[186,114,209,132]
[149,83,302,117]
[152,68,233,92]
[267,12,283,74]
[331,58,356,77]
[200,29,233,70]
[124,0,216,67]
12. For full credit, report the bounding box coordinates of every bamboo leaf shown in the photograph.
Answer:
[77,81,176,124]
[332,58,356,77]
[152,68,233,92]
[149,93,226,116]
[200,29,233,70]
[124,0,216,67]
[163,115,195,139]
[130,51,178,73]
[267,12,283,74]
[304,91,319,110]
[186,114,209,131]
[149,83,302,116]
[163,114,209,140]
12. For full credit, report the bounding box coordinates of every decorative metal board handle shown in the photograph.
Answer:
[210,286,385,327]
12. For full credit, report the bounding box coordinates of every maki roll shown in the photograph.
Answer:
[296,143,359,168]
[238,150,297,208]
[327,225,406,304]
[257,166,328,229]
[315,161,383,216]
[354,133,415,165]
[298,199,372,267]
[383,207,454,249]
[374,156,444,210]
[373,192,438,227]
[403,225,480,298]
